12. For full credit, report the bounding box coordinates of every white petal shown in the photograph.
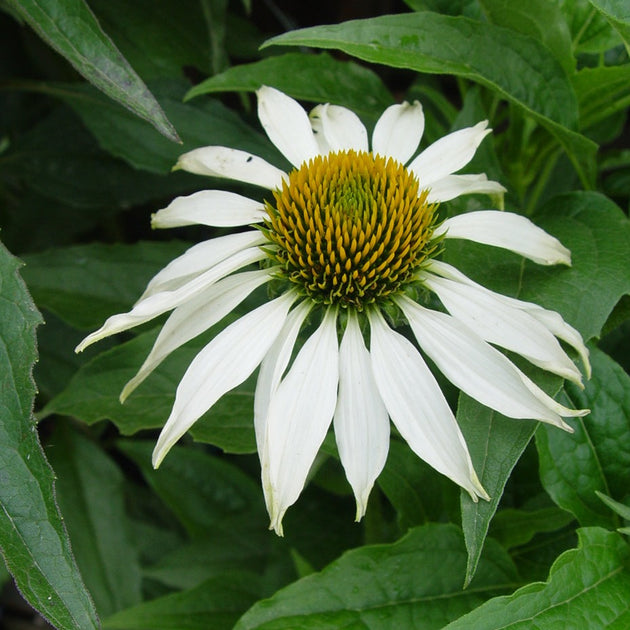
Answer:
[433,210,571,266]
[371,101,424,164]
[139,231,265,301]
[408,121,491,187]
[422,272,582,384]
[309,103,368,153]
[76,245,265,352]
[152,292,297,468]
[397,296,580,428]
[427,260,591,379]
[257,86,320,168]
[426,173,506,203]
[151,190,267,229]
[308,108,331,154]
[368,309,487,501]
[121,268,273,402]
[263,308,339,535]
[334,312,389,521]
[176,146,286,190]
[254,300,312,455]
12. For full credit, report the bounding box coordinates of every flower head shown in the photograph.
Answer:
[77,86,590,535]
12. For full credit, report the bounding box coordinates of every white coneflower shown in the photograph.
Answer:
[77,87,589,535]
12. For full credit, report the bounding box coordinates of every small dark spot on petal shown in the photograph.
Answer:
[247,156,253,163]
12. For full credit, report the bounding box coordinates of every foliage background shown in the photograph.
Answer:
[1,0,630,628]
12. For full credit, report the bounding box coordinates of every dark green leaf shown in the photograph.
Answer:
[0,241,99,629]
[89,0,211,79]
[596,491,630,521]
[41,328,258,453]
[186,52,393,119]
[235,524,518,630]
[458,395,538,587]
[377,438,458,529]
[527,192,630,341]
[488,507,575,549]
[22,241,189,330]
[559,0,623,53]
[55,80,282,174]
[573,65,630,132]
[263,12,597,186]
[103,572,262,630]
[443,528,630,629]
[118,441,264,537]
[587,0,630,50]
[5,0,179,141]
[537,347,630,527]
[478,0,574,73]
[46,424,142,617]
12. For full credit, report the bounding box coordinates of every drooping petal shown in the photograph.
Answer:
[151,190,267,229]
[368,309,488,501]
[309,103,368,153]
[257,86,320,168]
[121,268,273,402]
[422,272,583,384]
[425,173,506,204]
[432,210,571,266]
[254,299,312,454]
[397,296,583,429]
[408,121,491,188]
[427,259,590,377]
[139,231,266,301]
[76,245,265,352]
[176,146,286,190]
[262,308,339,535]
[371,101,424,164]
[152,291,297,468]
[333,312,389,521]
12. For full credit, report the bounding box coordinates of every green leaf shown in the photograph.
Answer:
[22,241,189,330]
[0,241,99,629]
[46,424,142,617]
[537,347,630,528]
[5,0,179,141]
[587,0,630,51]
[377,438,458,529]
[54,80,282,174]
[234,524,519,630]
[103,572,262,630]
[443,527,630,629]
[89,0,211,79]
[263,12,597,186]
[488,507,575,549]
[186,52,393,118]
[526,192,630,341]
[478,0,574,73]
[457,395,539,587]
[118,441,264,536]
[559,0,623,53]
[573,65,630,132]
[41,328,258,453]
[596,491,630,521]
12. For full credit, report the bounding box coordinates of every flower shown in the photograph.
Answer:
[77,86,590,535]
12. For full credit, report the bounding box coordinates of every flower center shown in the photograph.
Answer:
[264,150,438,308]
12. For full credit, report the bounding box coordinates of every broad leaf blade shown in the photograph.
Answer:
[103,572,262,630]
[6,0,179,141]
[457,396,538,587]
[234,524,518,630]
[443,528,630,629]
[587,0,630,51]
[0,241,99,629]
[186,52,393,118]
[263,12,597,186]
[537,347,630,528]
[46,425,143,617]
